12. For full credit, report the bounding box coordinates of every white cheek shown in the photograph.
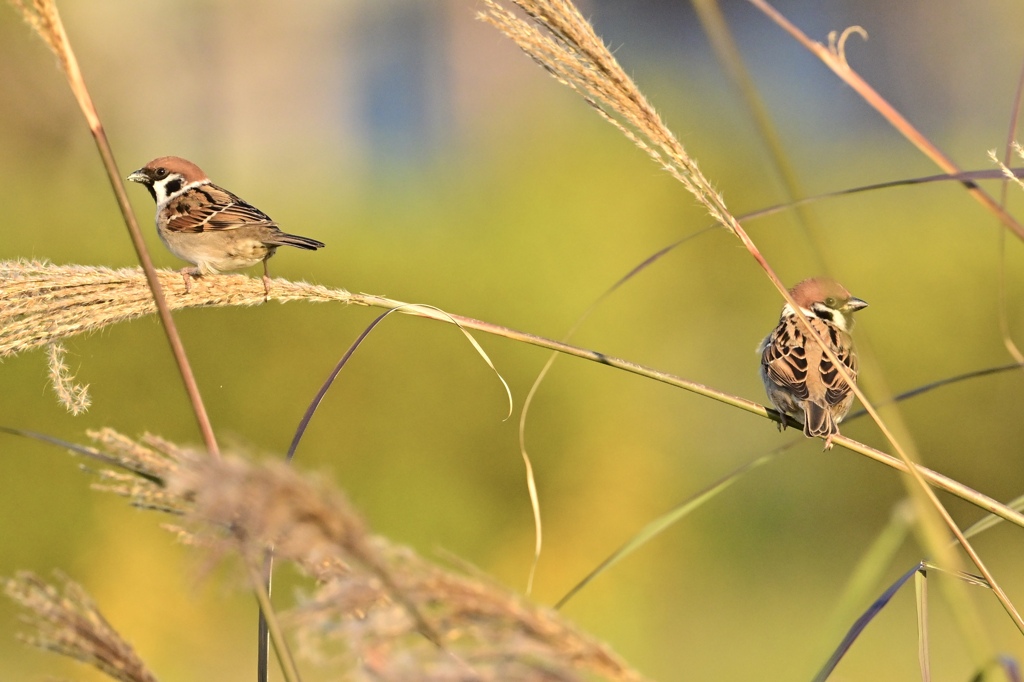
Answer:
[152,181,176,206]
[781,303,815,318]
[154,178,205,208]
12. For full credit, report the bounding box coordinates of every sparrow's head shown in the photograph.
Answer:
[785,277,867,332]
[127,156,209,205]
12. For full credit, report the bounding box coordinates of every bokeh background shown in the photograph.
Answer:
[2,0,1024,679]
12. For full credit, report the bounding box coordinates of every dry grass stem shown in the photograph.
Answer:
[46,342,91,414]
[4,572,159,682]
[245,558,303,682]
[10,0,219,455]
[72,431,648,681]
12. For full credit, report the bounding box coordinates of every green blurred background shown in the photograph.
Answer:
[2,1,1024,679]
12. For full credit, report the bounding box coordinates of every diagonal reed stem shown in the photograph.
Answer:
[8,0,219,458]
[746,0,1024,242]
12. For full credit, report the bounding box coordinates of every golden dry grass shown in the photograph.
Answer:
[4,572,159,682]
[0,260,355,359]
[13,430,650,682]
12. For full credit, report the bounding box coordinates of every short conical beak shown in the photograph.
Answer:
[126,169,147,183]
[846,297,868,312]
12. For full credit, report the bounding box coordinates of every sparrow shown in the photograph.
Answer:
[758,277,868,450]
[127,156,324,294]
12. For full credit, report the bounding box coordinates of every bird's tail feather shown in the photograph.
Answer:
[272,233,325,250]
[803,402,837,439]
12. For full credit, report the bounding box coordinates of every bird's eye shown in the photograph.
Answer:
[824,297,836,307]
[154,167,168,178]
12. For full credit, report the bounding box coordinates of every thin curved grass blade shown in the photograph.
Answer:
[814,562,925,682]
[962,493,1024,543]
[287,309,395,461]
[742,167,1024,224]
[0,425,162,484]
[916,569,930,682]
[279,309,404,682]
[842,362,1024,425]
[399,304,514,420]
[288,304,513,462]
[277,305,513,673]
[826,500,914,638]
[819,562,993,682]
[518,228,713,594]
[520,445,542,597]
[555,450,775,609]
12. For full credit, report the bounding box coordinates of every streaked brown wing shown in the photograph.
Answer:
[821,334,857,405]
[761,321,809,400]
[165,183,276,234]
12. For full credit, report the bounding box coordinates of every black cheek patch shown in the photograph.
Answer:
[813,306,834,322]
[164,178,183,195]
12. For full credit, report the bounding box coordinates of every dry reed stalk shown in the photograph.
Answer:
[53,430,649,682]
[4,572,159,682]
[9,0,220,456]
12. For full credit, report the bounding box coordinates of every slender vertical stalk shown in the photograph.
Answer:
[8,0,219,457]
